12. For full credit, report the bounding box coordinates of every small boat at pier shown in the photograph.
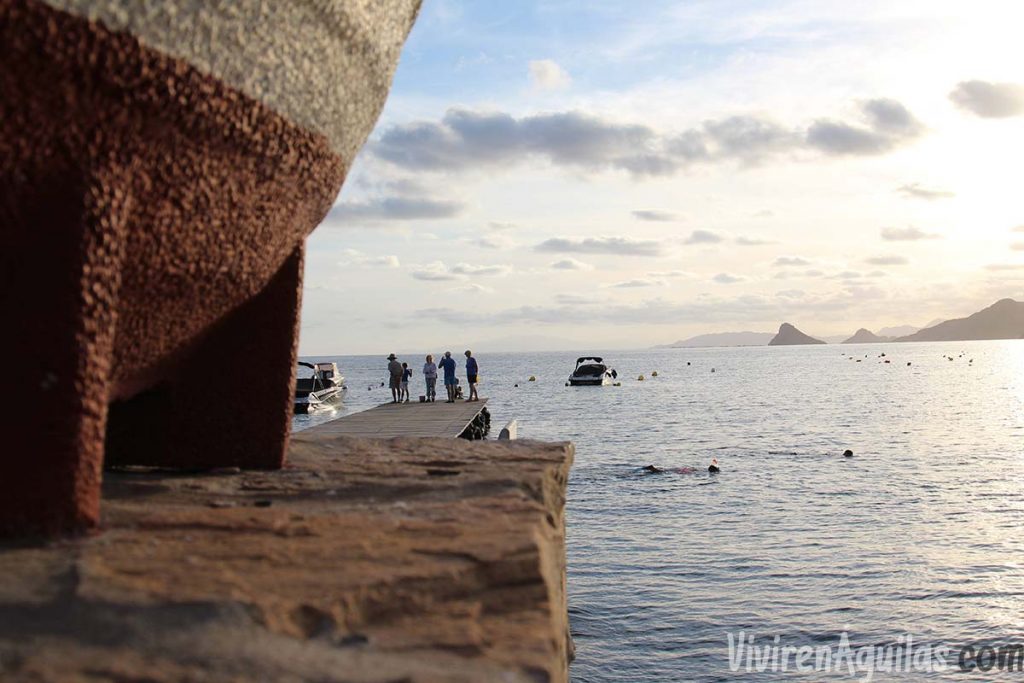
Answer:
[568,356,617,386]
[294,361,347,414]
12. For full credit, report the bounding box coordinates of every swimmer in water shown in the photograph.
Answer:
[708,458,720,473]
[843,449,853,457]
[642,464,665,474]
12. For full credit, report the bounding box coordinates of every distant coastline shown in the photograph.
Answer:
[655,298,1024,349]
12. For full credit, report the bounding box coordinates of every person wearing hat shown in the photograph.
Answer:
[386,353,403,403]
[438,351,458,403]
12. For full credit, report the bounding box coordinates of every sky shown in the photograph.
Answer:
[298,0,1024,355]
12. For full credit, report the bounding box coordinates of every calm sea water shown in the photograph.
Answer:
[295,342,1024,681]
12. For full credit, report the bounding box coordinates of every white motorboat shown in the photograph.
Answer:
[568,356,617,386]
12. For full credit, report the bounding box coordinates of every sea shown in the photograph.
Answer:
[294,341,1024,681]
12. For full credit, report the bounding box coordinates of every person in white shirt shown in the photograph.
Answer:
[423,354,438,402]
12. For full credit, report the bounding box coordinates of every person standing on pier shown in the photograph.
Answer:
[464,350,479,402]
[439,351,458,403]
[423,354,438,402]
[387,353,403,404]
[401,362,412,403]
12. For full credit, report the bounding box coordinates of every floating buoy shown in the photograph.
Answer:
[565,382,569,387]
[651,371,659,377]
[613,382,621,386]
[843,449,854,457]
[711,368,716,373]
[687,362,691,366]
[907,362,911,366]
[528,376,536,382]
[514,383,519,387]
[637,374,645,381]
[884,360,890,364]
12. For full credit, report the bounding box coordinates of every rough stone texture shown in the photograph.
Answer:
[39,0,422,160]
[0,436,575,682]
[0,0,415,537]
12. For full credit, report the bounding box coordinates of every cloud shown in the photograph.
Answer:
[773,256,811,267]
[535,236,664,256]
[713,273,745,284]
[700,115,801,163]
[896,183,954,201]
[413,287,889,327]
[554,293,602,305]
[459,283,494,294]
[753,210,775,218]
[684,229,724,245]
[411,261,509,281]
[735,236,776,246]
[471,235,515,249]
[328,196,464,222]
[337,249,401,268]
[1013,225,1024,233]
[865,255,909,266]
[950,80,1024,118]
[488,221,516,231]
[632,210,679,222]
[450,263,511,276]
[372,99,925,178]
[529,59,572,90]
[880,226,941,241]
[806,99,923,156]
[373,109,656,174]
[985,263,1024,271]
[1012,243,1024,252]
[550,258,594,271]
[648,270,690,278]
[411,262,462,281]
[610,279,663,288]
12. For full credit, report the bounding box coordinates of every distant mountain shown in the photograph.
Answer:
[878,325,918,338]
[768,323,826,346]
[842,328,889,344]
[895,299,1024,342]
[658,331,775,348]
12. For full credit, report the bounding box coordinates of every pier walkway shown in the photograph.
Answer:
[306,399,488,439]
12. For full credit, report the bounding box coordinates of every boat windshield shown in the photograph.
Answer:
[573,363,607,377]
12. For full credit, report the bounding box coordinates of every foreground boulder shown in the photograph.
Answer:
[0,0,420,537]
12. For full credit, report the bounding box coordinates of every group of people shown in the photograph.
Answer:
[386,350,479,404]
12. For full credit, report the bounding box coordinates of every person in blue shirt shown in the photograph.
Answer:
[438,351,458,403]
[464,349,479,401]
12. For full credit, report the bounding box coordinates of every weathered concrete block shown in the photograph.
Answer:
[0,0,419,536]
[0,436,575,682]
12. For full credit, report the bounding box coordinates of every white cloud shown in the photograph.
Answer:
[865,255,909,266]
[896,183,954,201]
[337,249,401,268]
[632,210,679,222]
[550,258,595,271]
[609,278,664,288]
[536,236,665,256]
[950,80,1024,118]
[529,59,572,90]
[713,273,745,284]
[684,230,724,245]
[880,226,940,241]
[773,256,811,267]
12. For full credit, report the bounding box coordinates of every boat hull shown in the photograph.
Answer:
[568,376,611,386]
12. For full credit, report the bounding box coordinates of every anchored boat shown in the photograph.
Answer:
[568,356,617,386]
[294,361,347,414]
